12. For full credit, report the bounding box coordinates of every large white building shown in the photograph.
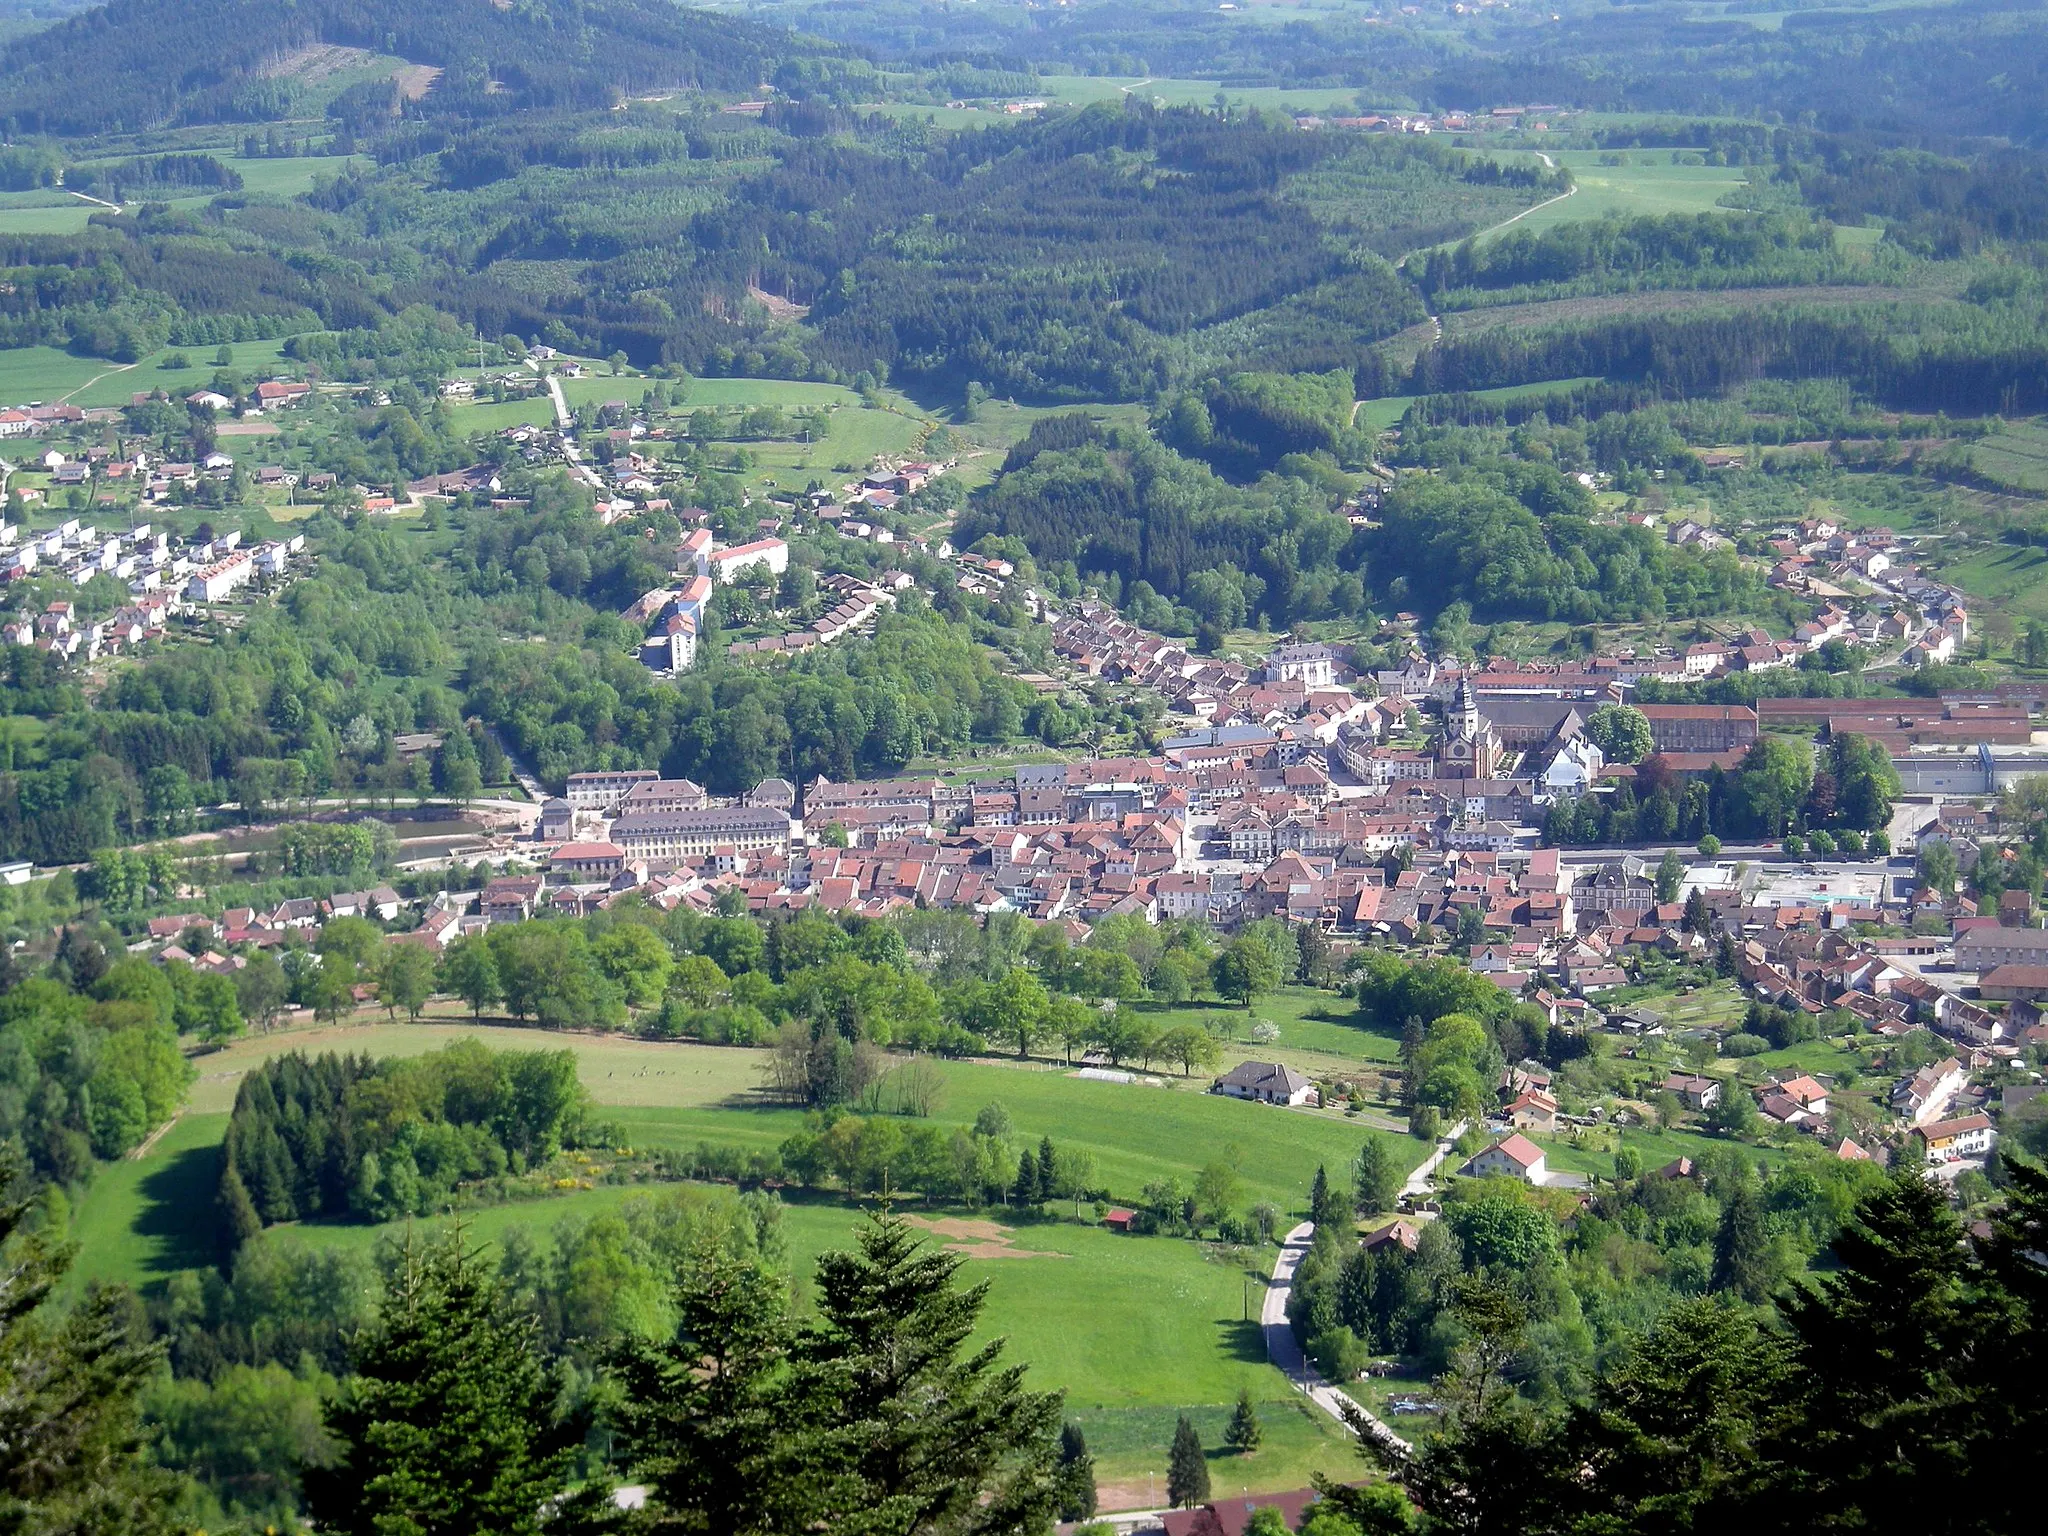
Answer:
[186,550,254,603]
[708,537,789,583]
[564,768,659,813]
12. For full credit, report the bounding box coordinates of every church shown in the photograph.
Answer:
[1436,677,1504,779]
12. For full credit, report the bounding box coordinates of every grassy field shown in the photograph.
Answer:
[0,337,309,408]
[1476,149,1752,238]
[226,154,366,197]
[273,1193,1346,1507]
[0,203,95,236]
[187,1019,770,1111]
[1531,1122,1785,1179]
[1617,978,1751,1033]
[73,1009,1423,1509]
[1926,541,2048,624]
[1037,75,1365,116]
[73,1103,1359,1507]
[1963,418,2048,494]
[0,347,128,402]
[68,1113,231,1289]
[1125,986,1404,1075]
[1357,376,1605,431]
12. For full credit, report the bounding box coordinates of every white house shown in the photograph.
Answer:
[1212,1060,1317,1107]
[1459,1133,1548,1184]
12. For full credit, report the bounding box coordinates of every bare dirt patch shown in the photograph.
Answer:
[748,284,811,321]
[1097,1479,1157,1513]
[216,421,280,436]
[394,65,442,102]
[259,44,382,82]
[903,1215,1066,1259]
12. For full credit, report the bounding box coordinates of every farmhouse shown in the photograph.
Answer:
[1212,1060,1318,1107]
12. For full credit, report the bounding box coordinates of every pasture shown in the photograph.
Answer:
[0,201,95,236]
[226,154,366,198]
[1477,150,1753,237]
[0,337,309,408]
[1963,418,2048,495]
[1356,376,1605,431]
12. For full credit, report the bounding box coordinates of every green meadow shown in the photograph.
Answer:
[1475,149,1752,238]
[0,337,308,408]
[69,1011,1395,1508]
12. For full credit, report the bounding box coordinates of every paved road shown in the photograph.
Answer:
[1263,1222,1411,1456]
[544,373,606,490]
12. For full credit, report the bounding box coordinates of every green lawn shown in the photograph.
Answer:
[1128,986,1404,1073]
[1076,1396,1358,1509]
[1624,979,1751,1033]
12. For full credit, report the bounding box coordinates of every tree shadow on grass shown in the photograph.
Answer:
[132,1144,224,1276]
[1219,1317,1269,1364]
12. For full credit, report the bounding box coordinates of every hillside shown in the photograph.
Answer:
[0,0,786,134]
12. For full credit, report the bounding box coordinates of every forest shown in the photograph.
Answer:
[0,0,782,133]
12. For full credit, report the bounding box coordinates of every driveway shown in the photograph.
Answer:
[1401,1121,1466,1202]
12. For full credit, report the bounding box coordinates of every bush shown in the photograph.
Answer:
[1698,834,1722,856]
[1722,1032,1770,1057]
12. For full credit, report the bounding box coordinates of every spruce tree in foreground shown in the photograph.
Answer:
[306,1226,590,1536]
[1167,1415,1211,1507]
[1710,1181,1777,1302]
[1055,1423,1097,1522]
[613,1209,1064,1536]
[0,1151,182,1536]
[1224,1386,1263,1454]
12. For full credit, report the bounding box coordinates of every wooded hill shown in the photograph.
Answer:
[0,0,789,134]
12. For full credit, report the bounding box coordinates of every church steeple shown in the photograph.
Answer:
[1452,676,1480,740]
